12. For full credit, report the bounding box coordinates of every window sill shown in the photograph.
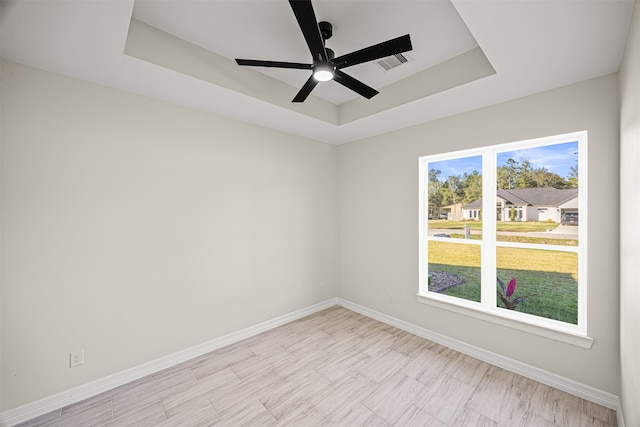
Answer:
[415,293,593,349]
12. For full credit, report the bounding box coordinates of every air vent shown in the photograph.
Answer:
[376,53,412,71]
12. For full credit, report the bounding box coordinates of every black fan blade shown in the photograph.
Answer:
[333,70,379,99]
[292,75,319,102]
[289,0,328,62]
[333,34,412,69]
[235,59,312,70]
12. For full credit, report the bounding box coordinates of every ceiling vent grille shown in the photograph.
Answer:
[376,53,412,71]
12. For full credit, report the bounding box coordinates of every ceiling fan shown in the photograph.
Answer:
[235,0,413,103]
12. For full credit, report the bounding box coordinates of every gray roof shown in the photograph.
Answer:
[463,187,578,209]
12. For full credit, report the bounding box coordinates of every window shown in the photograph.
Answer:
[418,132,587,342]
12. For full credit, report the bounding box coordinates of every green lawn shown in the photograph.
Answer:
[428,240,578,324]
[448,233,578,247]
[429,220,559,233]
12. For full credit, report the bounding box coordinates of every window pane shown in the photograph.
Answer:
[428,155,482,240]
[496,246,578,324]
[495,142,579,247]
[428,240,481,303]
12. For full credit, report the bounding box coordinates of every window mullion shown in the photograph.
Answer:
[418,158,428,295]
[481,151,496,311]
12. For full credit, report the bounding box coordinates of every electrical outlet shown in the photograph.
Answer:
[70,350,84,368]
[388,294,394,304]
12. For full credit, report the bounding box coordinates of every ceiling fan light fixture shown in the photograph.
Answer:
[313,62,334,81]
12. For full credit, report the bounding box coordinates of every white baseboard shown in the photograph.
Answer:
[2,297,624,427]
[617,409,626,427]
[336,298,623,419]
[0,298,338,427]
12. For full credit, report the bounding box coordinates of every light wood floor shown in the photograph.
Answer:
[17,306,617,426]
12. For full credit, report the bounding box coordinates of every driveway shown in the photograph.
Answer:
[547,224,579,235]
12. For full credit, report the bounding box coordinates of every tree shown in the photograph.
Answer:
[497,158,571,190]
[531,167,567,188]
[444,175,462,206]
[517,159,536,188]
[567,163,578,188]
[428,169,443,218]
[462,171,482,205]
[497,158,520,189]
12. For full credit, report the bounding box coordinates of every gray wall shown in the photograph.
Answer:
[1,44,630,414]
[618,1,640,426]
[338,74,620,394]
[0,60,338,410]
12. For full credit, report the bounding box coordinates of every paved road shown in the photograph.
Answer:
[429,225,578,240]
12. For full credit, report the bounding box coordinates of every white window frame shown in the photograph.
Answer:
[417,131,591,348]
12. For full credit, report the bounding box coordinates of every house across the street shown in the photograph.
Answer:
[439,203,464,221]
[462,187,578,222]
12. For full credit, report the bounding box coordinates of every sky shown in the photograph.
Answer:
[498,141,578,178]
[429,141,579,180]
[430,155,482,179]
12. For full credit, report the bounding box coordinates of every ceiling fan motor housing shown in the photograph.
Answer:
[318,21,332,41]
[325,48,335,61]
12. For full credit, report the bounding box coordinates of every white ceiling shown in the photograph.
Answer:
[0,0,634,145]
[131,0,480,105]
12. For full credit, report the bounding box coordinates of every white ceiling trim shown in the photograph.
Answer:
[0,0,634,145]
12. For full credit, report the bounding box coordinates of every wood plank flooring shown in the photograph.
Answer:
[16,306,617,426]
